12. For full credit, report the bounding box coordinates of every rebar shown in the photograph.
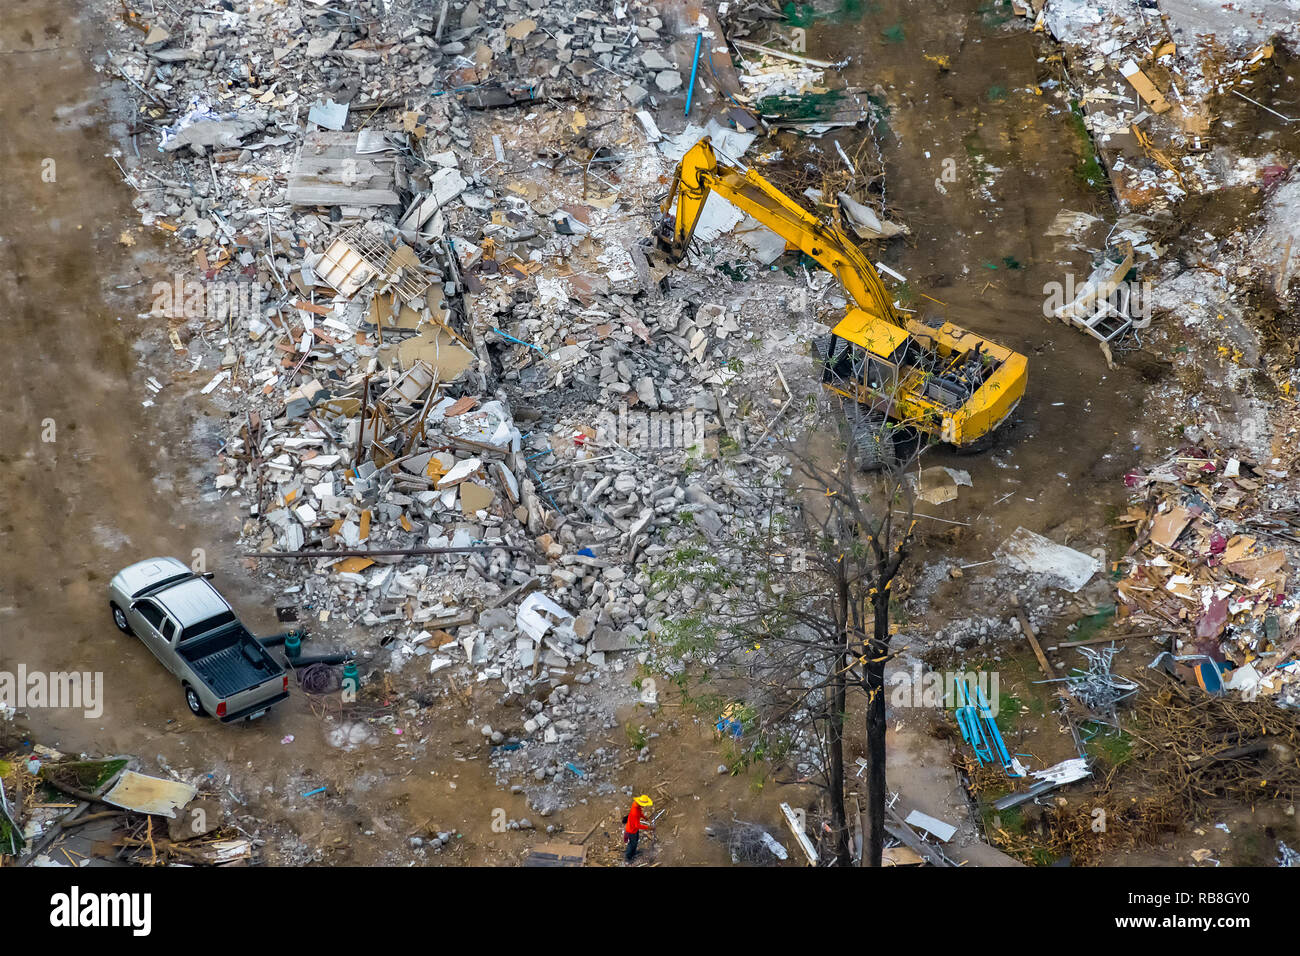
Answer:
[1040,644,1138,727]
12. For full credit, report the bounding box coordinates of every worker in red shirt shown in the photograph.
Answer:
[623,794,654,861]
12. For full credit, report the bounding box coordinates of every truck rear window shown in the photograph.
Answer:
[180,611,237,643]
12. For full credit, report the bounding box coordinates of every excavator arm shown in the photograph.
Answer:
[662,136,899,326]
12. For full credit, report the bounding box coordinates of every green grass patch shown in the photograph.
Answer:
[982,802,1059,865]
[891,282,919,310]
[43,757,128,793]
[1070,604,1117,644]
[1068,101,1110,193]
[625,722,649,750]
[0,804,23,854]
[1082,722,1133,768]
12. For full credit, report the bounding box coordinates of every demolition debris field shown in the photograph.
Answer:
[2,0,1300,870]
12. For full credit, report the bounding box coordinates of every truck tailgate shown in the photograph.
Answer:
[222,676,289,722]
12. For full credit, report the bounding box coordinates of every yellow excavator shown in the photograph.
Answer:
[659,137,1028,464]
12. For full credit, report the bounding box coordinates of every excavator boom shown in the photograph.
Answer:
[664,138,897,325]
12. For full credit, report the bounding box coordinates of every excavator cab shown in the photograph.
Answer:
[820,311,909,394]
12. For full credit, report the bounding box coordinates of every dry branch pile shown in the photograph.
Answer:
[967,674,1300,864]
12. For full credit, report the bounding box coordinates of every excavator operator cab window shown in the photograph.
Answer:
[864,354,894,390]
[862,339,909,390]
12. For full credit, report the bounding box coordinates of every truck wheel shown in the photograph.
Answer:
[110,603,134,636]
[184,686,209,718]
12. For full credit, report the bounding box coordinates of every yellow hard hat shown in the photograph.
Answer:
[634,795,653,807]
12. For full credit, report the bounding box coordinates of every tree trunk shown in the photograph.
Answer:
[828,660,851,866]
[862,591,890,867]
[826,569,851,866]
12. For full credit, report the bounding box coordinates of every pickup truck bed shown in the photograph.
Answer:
[179,624,282,699]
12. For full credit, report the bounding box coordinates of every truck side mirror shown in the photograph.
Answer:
[201,571,215,580]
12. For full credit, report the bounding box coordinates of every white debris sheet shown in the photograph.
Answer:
[903,809,957,842]
[515,592,576,643]
[995,527,1102,592]
[1030,757,1092,787]
[103,771,197,819]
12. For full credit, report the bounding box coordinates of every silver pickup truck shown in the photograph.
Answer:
[108,557,289,722]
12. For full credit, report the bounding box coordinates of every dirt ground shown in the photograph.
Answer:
[1,0,1293,867]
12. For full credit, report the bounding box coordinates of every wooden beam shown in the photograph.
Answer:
[780,802,819,865]
[1011,597,1053,678]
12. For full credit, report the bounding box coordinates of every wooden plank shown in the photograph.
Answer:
[1120,60,1171,114]
[1052,632,1149,650]
[1012,598,1054,679]
[523,841,586,867]
[779,802,818,865]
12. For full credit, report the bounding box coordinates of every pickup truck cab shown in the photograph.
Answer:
[108,557,289,722]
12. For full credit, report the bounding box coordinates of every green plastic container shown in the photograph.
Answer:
[342,662,360,696]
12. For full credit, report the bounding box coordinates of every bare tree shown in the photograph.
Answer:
[651,407,920,866]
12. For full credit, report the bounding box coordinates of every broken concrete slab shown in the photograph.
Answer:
[995,527,1102,593]
[287,132,400,206]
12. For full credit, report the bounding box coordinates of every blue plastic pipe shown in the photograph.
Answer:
[685,34,703,115]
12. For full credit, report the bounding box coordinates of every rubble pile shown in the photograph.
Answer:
[74,0,1300,866]
[1035,0,1298,195]
[1117,450,1300,707]
[1026,0,1300,297]
[103,0,855,798]
[0,747,256,867]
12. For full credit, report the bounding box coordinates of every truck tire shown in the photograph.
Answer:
[110,603,134,636]
[184,685,209,718]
